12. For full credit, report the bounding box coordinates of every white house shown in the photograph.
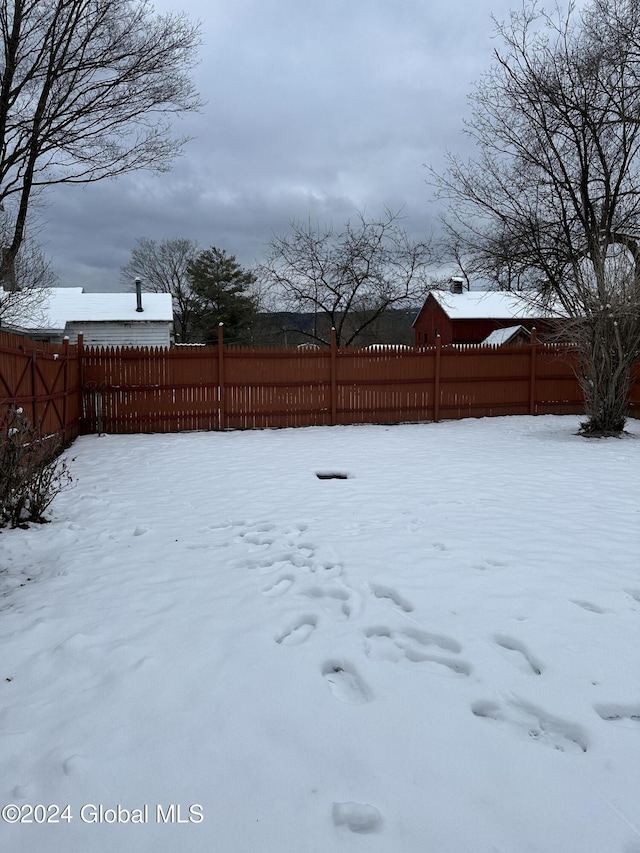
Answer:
[1,286,174,347]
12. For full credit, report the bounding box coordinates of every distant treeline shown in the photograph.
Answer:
[243,308,418,348]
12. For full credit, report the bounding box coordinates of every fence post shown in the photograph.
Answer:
[29,342,39,427]
[62,337,69,441]
[77,333,84,433]
[529,327,537,415]
[218,323,225,430]
[330,327,337,426]
[434,334,441,423]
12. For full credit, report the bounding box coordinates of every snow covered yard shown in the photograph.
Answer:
[1,415,639,853]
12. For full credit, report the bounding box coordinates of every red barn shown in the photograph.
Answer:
[413,290,555,347]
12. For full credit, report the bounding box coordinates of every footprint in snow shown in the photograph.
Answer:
[241,532,277,548]
[322,661,372,704]
[283,523,309,541]
[332,802,382,833]
[11,786,29,800]
[235,550,315,575]
[275,616,317,645]
[364,626,470,676]
[301,585,351,620]
[262,574,295,597]
[368,583,413,613]
[473,558,508,571]
[493,634,543,675]
[571,600,608,614]
[594,703,640,725]
[471,697,588,753]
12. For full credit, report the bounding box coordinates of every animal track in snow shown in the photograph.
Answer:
[471,698,588,753]
[493,634,543,675]
[363,626,470,675]
[332,802,382,834]
[262,574,295,597]
[275,615,318,645]
[368,583,413,613]
[301,585,351,619]
[571,600,608,614]
[322,660,372,704]
[594,703,640,724]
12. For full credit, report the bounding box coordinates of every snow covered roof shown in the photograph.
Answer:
[2,287,173,331]
[430,290,553,320]
[482,325,531,345]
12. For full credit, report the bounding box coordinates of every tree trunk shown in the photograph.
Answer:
[578,341,633,436]
[0,248,18,292]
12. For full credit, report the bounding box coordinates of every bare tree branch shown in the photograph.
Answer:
[431,0,640,435]
[0,0,202,284]
[259,209,432,346]
[120,237,199,343]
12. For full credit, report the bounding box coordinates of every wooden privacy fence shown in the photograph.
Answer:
[0,330,81,442]
[80,328,590,434]
[3,327,639,436]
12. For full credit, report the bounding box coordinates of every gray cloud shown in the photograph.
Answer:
[38,0,530,290]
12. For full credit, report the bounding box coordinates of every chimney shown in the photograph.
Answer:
[135,277,143,312]
[449,276,464,294]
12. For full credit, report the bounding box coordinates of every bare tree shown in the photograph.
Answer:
[259,209,432,347]
[0,0,201,287]
[438,220,536,292]
[120,237,199,342]
[433,0,640,435]
[0,230,56,327]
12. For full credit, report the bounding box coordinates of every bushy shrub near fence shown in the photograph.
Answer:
[0,407,73,528]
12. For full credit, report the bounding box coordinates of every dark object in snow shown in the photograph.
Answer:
[316,472,349,480]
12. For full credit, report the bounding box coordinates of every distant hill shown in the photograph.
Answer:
[246,308,418,347]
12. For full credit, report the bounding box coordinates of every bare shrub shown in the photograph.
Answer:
[0,407,72,528]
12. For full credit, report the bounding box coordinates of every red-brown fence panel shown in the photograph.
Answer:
[81,343,220,433]
[3,326,639,437]
[223,346,333,430]
[533,346,583,415]
[0,331,80,442]
[336,346,435,425]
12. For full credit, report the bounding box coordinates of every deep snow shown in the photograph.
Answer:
[1,416,639,853]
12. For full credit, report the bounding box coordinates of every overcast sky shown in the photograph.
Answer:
[40,0,527,292]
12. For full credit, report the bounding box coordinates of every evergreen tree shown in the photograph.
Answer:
[187,248,257,344]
